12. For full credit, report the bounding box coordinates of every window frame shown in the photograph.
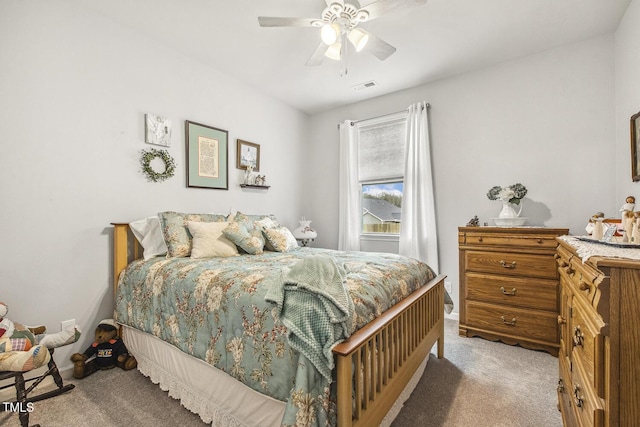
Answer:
[356,111,408,239]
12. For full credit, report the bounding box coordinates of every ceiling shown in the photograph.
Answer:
[80,0,630,115]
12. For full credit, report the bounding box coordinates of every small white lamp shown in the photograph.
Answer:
[293,218,318,247]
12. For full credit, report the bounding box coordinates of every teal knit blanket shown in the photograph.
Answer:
[265,255,355,381]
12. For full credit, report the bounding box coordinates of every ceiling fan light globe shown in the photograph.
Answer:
[321,23,339,45]
[348,28,369,52]
[325,42,342,61]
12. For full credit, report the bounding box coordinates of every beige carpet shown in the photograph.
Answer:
[0,319,562,427]
[392,319,562,427]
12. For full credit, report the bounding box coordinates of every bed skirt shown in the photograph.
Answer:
[122,325,429,426]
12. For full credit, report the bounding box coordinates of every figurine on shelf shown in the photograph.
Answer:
[466,215,480,227]
[244,165,254,185]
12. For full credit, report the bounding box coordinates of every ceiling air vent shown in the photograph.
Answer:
[352,81,378,91]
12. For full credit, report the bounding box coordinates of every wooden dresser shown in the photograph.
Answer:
[458,226,569,356]
[555,237,640,426]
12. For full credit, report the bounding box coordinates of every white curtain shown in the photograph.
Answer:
[399,102,439,272]
[338,120,360,251]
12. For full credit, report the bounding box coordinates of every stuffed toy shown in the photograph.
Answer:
[0,301,81,372]
[70,318,137,379]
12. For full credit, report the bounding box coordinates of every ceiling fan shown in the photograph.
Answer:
[258,0,428,71]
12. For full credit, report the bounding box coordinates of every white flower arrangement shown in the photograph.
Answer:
[487,183,527,205]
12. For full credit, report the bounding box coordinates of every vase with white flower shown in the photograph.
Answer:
[487,183,528,225]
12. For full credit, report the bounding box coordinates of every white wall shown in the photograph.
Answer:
[615,0,640,200]
[307,35,617,315]
[0,1,308,368]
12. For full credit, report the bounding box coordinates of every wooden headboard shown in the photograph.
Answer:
[111,223,143,297]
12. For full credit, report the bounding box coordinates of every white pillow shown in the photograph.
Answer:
[187,221,239,258]
[263,226,299,252]
[129,216,168,260]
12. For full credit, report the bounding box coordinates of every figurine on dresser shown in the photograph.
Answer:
[620,196,635,242]
[634,212,640,244]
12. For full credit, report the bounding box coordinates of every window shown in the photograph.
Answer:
[357,112,407,235]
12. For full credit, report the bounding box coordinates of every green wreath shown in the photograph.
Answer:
[140,148,176,182]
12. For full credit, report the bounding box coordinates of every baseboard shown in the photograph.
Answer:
[58,364,74,380]
[444,312,459,322]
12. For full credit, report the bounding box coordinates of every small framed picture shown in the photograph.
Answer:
[185,120,228,190]
[631,111,640,182]
[236,139,260,172]
[145,113,172,147]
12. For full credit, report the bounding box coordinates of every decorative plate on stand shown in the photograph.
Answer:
[493,217,528,226]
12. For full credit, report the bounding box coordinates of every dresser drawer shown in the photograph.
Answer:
[556,249,603,307]
[465,250,558,279]
[465,301,558,343]
[570,297,605,396]
[558,350,578,427]
[466,272,558,311]
[462,231,559,249]
[572,356,604,427]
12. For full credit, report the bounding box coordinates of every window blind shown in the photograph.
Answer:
[358,117,406,182]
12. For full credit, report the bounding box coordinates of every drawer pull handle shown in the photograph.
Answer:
[557,379,565,393]
[564,265,574,275]
[537,238,543,244]
[501,316,517,326]
[557,315,566,325]
[578,281,591,291]
[573,385,584,408]
[500,260,516,269]
[573,326,584,347]
[500,287,517,296]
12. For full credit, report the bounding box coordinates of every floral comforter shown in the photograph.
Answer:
[114,247,436,426]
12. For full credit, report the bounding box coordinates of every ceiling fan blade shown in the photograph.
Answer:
[306,43,329,66]
[360,30,396,60]
[258,16,319,27]
[359,0,427,22]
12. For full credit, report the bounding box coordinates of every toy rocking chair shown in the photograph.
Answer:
[0,348,74,427]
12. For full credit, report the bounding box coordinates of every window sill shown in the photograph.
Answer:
[360,233,400,242]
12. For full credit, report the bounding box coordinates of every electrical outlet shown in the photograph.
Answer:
[61,319,75,332]
[444,281,452,294]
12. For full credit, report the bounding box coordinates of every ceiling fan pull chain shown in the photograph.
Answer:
[340,32,348,76]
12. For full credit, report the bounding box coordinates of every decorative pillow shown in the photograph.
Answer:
[222,221,265,255]
[264,226,299,252]
[228,211,278,224]
[158,211,227,257]
[254,217,279,251]
[187,221,238,258]
[129,216,168,260]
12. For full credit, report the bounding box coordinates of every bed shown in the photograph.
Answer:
[111,213,448,427]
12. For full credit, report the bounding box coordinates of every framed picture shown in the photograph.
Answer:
[145,113,172,147]
[631,111,640,182]
[185,120,228,190]
[236,139,260,172]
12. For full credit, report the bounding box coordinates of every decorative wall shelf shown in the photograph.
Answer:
[240,184,270,189]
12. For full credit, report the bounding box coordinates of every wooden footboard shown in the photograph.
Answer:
[333,274,446,427]
[111,223,445,427]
